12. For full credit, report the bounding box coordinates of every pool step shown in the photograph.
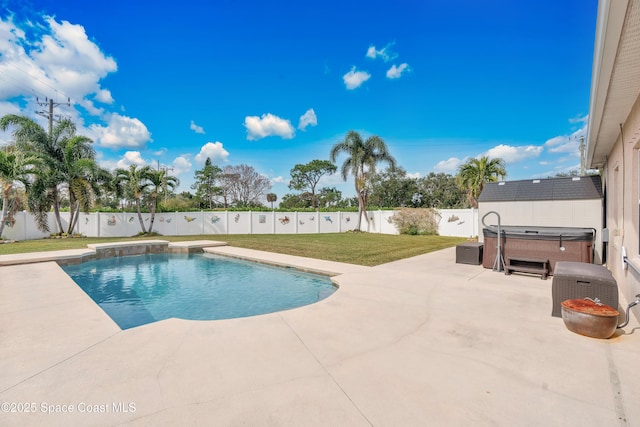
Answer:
[168,240,228,253]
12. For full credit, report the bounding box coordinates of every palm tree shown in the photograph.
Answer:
[146,168,179,233]
[113,165,154,234]
[1,114,67,233]
[330,130,396,230]
[0,114,103,235]
[61,135,111,234]
[0,146,39,238]
[455,156,507,208]
[266,193,277,209]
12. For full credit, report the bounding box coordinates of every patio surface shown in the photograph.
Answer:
[1,244,639,426]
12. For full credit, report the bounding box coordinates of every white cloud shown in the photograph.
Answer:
[434,157,465,173]
[544,133,584,156]
[483,144,543,163]
[544,136,574,153]
[90,113,151,149]
[97,159,119,172]
[95,88,114,104]
[194,141,230,165]
[78,99,104,116]
[116,151,146,169]
[0,16,118,116]
[366,43,397,62]
[271,176,288,184]
[569,114,588,125]
[0,101,22,146]
[386,63,410,79]
[190,120,205,134]
[544,119,587,155]
[298,108,317,130]
[407,172,422,179]
[343,66,371,90]
[172,155,192,175]
[244,113,295,140]
[33,17,117,114]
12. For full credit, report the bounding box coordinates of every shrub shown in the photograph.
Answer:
[390,208,441,235]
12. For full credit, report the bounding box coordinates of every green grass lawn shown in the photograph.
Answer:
[0,233,467,266]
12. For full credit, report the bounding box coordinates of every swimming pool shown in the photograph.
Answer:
[62,253,337,329]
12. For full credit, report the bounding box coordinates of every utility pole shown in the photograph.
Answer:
[36,96,71,135]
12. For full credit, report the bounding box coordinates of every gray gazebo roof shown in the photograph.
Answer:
[478,175,603,203]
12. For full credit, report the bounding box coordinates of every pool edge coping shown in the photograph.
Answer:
[0,240,229,266]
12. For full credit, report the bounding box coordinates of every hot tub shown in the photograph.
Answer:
[482,226,595,275]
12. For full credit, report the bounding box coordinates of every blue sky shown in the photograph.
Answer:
[0,0,597,201]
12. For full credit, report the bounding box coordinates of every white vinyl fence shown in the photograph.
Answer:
[1,209,478,241]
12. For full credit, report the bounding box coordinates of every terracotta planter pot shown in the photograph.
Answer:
[561,299,619,339]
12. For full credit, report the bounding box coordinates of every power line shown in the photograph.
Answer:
[0,69,45,97]
[2,62,72,101]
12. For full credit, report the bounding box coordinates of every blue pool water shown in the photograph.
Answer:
[62,253,337,329]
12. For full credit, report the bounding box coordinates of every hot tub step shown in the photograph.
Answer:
[505,257,549,280]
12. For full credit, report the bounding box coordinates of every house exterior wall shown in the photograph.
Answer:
[603,93,640,310]
[478,200,603,264]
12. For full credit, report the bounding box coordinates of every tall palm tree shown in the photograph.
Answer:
[113,165,154,234]
[455,156,507,208]
[146,168,179,233]
[0,114,103,235]
[0,146,39,238]
[61,135,110,234]
[330,130,396,230]
[1,114,67,233]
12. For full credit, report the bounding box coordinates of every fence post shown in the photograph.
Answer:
[22,211,27,241]
[473,208,479,237]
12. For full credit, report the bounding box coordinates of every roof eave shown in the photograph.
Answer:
[586,0,629,169]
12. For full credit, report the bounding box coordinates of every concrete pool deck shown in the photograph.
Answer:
[1,244,639,426]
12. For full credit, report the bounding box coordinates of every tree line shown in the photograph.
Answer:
[0,113,507,236]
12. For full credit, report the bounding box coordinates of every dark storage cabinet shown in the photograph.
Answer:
[551,261,618,317]
[456,242,484,265]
